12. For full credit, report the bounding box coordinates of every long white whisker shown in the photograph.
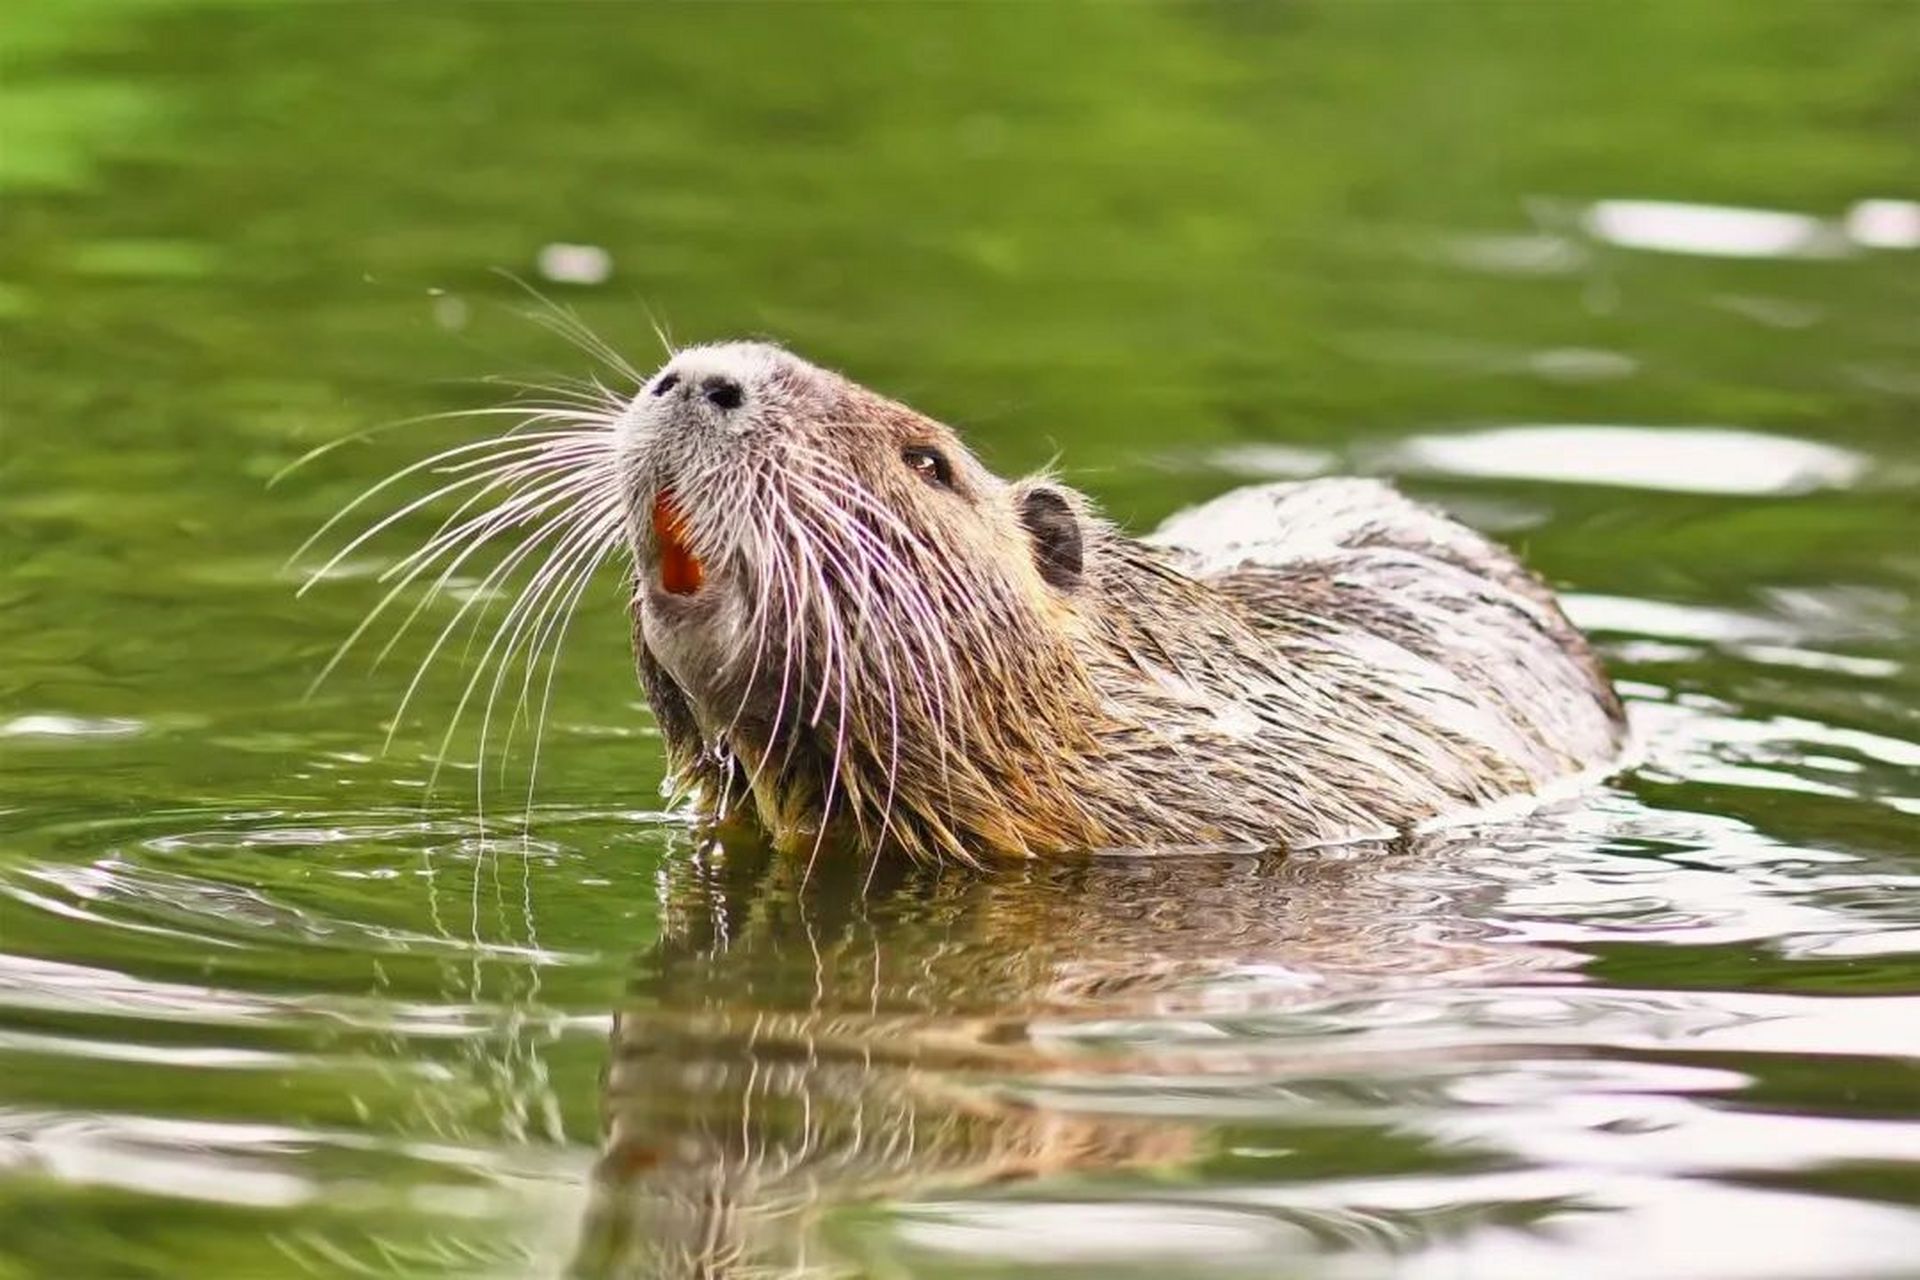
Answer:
[736,482,812,815]
[311,458,617,697]
[490,268,647,387]
[502,500,626,758]
[516,531,623,831]
[477,377,628,416]
[376,445,617,592]
[424,499,625,797]
[772,492,860,879]
[793,501,909,855]
[782,460,966,790]
[293,428,604,582]
[719,466,782,743]
[385,484,616,766]
[306,435,606,599]
[474,504,625,800]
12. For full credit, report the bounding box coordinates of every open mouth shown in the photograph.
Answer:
[651,488,706,597]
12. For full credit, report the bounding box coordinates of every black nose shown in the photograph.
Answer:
[702,376,744,411]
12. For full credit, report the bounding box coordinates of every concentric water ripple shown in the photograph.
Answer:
[4,2,1917,1276]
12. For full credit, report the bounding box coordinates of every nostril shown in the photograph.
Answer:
[702,376,744,411]
[650,371,680,397]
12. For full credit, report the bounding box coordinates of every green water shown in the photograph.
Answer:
[4,3,1918,1277]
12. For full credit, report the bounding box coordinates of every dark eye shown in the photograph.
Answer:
[650,371,680,397]
[902,446,953,489]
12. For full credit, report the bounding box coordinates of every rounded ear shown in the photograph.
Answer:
[1016,484,1084,592]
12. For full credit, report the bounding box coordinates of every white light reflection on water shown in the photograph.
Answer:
[535,242,613,286]
[892,1158,1920,1280]
[1457,196,1916,278]
[1581,200,1852,260]
[8,2,1919,1274]
[1846,199,1920,251]
[1372,425,1865,495]
[1205,425,1870,497]
[0,714,146,739]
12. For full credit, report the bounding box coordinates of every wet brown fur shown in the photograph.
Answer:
[623,344,1625,862]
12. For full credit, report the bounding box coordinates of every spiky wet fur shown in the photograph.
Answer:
[623,344,1625,863]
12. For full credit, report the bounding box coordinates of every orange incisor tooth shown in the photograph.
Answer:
[652,490,705,596]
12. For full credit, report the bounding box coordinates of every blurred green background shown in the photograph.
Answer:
[2,2,1917,1277]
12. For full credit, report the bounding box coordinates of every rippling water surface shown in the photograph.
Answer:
[3,3,1917,1277]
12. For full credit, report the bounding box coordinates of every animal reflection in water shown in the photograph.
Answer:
[569,823,1586,1278]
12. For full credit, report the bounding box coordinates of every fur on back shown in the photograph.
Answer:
[1116,478,1624,843]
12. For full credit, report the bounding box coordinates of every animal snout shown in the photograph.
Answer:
[645,370,744,412]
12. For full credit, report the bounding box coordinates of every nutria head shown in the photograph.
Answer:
[312,337,1618,863]
[610,342,1626,862]
[617,342,1119,861]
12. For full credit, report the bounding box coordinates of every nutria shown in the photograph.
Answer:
[618,342,1624,860]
